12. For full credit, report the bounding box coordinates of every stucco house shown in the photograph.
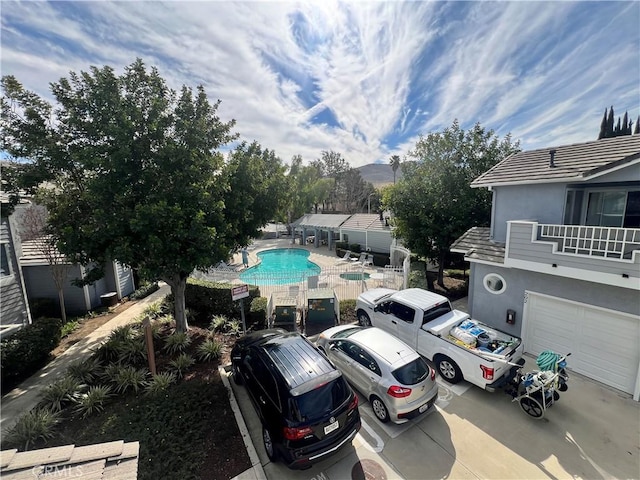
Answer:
[451,135,640,400]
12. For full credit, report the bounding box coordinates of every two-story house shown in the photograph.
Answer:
[451,135,640,400]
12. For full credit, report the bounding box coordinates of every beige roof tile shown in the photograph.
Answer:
[102,457,139,480]
[0,449,17,468]
[3,445,75,471]
[63,441,124,465]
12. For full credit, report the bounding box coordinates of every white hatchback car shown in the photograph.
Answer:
[317,325,438,424]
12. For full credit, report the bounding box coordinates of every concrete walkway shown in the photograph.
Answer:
[0,283,171,433]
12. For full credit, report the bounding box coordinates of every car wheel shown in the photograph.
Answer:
[262,427,278,461]
[358,311,371,327]
[232,363,243,386]
[371,395,390,423]
[435,355,463,384]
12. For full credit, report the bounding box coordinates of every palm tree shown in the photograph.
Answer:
[389,155,401,184]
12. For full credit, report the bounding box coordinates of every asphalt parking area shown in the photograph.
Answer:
[227,356,639,480]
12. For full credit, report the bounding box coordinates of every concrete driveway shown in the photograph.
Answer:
[226,354,639,480]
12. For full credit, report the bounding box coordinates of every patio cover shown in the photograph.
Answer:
[292,214,351,231]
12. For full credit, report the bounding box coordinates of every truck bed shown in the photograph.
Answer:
[423,313,520,358]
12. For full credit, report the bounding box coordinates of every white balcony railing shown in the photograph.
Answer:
[537,224,640,260]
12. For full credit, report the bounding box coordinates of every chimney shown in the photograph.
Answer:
[549,149,556,168]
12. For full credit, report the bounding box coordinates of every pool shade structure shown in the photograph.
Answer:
[304,288,339,336]
[267,293,300,332]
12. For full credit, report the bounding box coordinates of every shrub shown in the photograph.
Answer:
[99,362,121,382]
[248,296,268,330]
[74,385,113,418]
[349,243,362,254]
[118,336,148,366]
[228,320,242,337]
[39,376,84,412]
[109,324,136,343]
[178,278,261,326]
[210,314,228,333]
[197,339,223,362]
[143,302,164,319]
[163,332,191,355]
[67,357,102,384]
[339,299,357,324]
[144,372,177,395]
[29,298,59,320]
[335,241,349,251]
[169,353,195,378]
[130,281,160,300]
[3,408,61,450]
[60,320,79,338]
[1,317,63,391]
[93,336,125,364]
[109,366,148,394]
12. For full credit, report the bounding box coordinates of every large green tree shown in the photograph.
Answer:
[1,59,280,332]
[386,120,519,288]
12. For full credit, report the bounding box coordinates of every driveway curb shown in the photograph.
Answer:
[219,365,267,480]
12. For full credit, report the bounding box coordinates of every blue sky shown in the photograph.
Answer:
[2,1,639,168]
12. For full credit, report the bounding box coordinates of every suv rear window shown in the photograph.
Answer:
[290,376,350,422]
[391,358,430,385]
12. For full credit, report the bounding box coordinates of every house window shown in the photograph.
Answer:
[623,191,640,228]
[483,273,506,294]
[0,244,10,278]
[585,190,640,228]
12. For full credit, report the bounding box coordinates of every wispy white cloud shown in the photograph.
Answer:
[1,1,638,168]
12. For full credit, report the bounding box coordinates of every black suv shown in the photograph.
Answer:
[231,329,361,469]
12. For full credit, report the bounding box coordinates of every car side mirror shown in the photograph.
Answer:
[328,343,336,350]
[373,305,379,313]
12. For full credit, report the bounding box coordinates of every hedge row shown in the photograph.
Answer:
[165,278,268,330]
[1,318,63,393]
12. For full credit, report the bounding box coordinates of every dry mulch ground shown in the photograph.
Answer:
[52,299,137,357]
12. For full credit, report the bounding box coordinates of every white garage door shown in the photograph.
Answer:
[524,292,640,396]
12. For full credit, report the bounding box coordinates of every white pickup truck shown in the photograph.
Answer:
[356,288,524,391]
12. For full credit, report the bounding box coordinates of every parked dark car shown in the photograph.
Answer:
[231,329,361,469]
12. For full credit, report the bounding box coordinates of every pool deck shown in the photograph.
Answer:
[225,236,402,302]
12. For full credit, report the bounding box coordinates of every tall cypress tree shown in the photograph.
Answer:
[606,106,615,137]
[598,109,607,139]
[622,111,629,135]
[614,117,622,136]
[635,116,640,135]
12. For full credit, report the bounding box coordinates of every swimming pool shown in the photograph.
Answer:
[239,248,321,285]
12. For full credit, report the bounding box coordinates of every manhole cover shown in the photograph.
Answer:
[351,459,387,480]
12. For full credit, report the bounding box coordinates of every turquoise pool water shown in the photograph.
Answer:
[340,272,370,281]
[239,248,321,285]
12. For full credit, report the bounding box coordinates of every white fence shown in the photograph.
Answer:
[191,264,405,303]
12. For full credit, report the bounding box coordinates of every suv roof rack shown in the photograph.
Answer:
[262,335,336,390]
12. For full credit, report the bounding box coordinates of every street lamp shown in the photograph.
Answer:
[367,193,375,214]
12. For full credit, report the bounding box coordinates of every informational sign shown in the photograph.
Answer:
[231,284,250,301]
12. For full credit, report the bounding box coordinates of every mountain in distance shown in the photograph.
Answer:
[356,163,404,187]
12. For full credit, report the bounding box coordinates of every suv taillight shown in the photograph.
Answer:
[480,365,494,380]
[430,366,436,381]
[348,394,359,411]
[283,426,313,440]
[387,385,412,398]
